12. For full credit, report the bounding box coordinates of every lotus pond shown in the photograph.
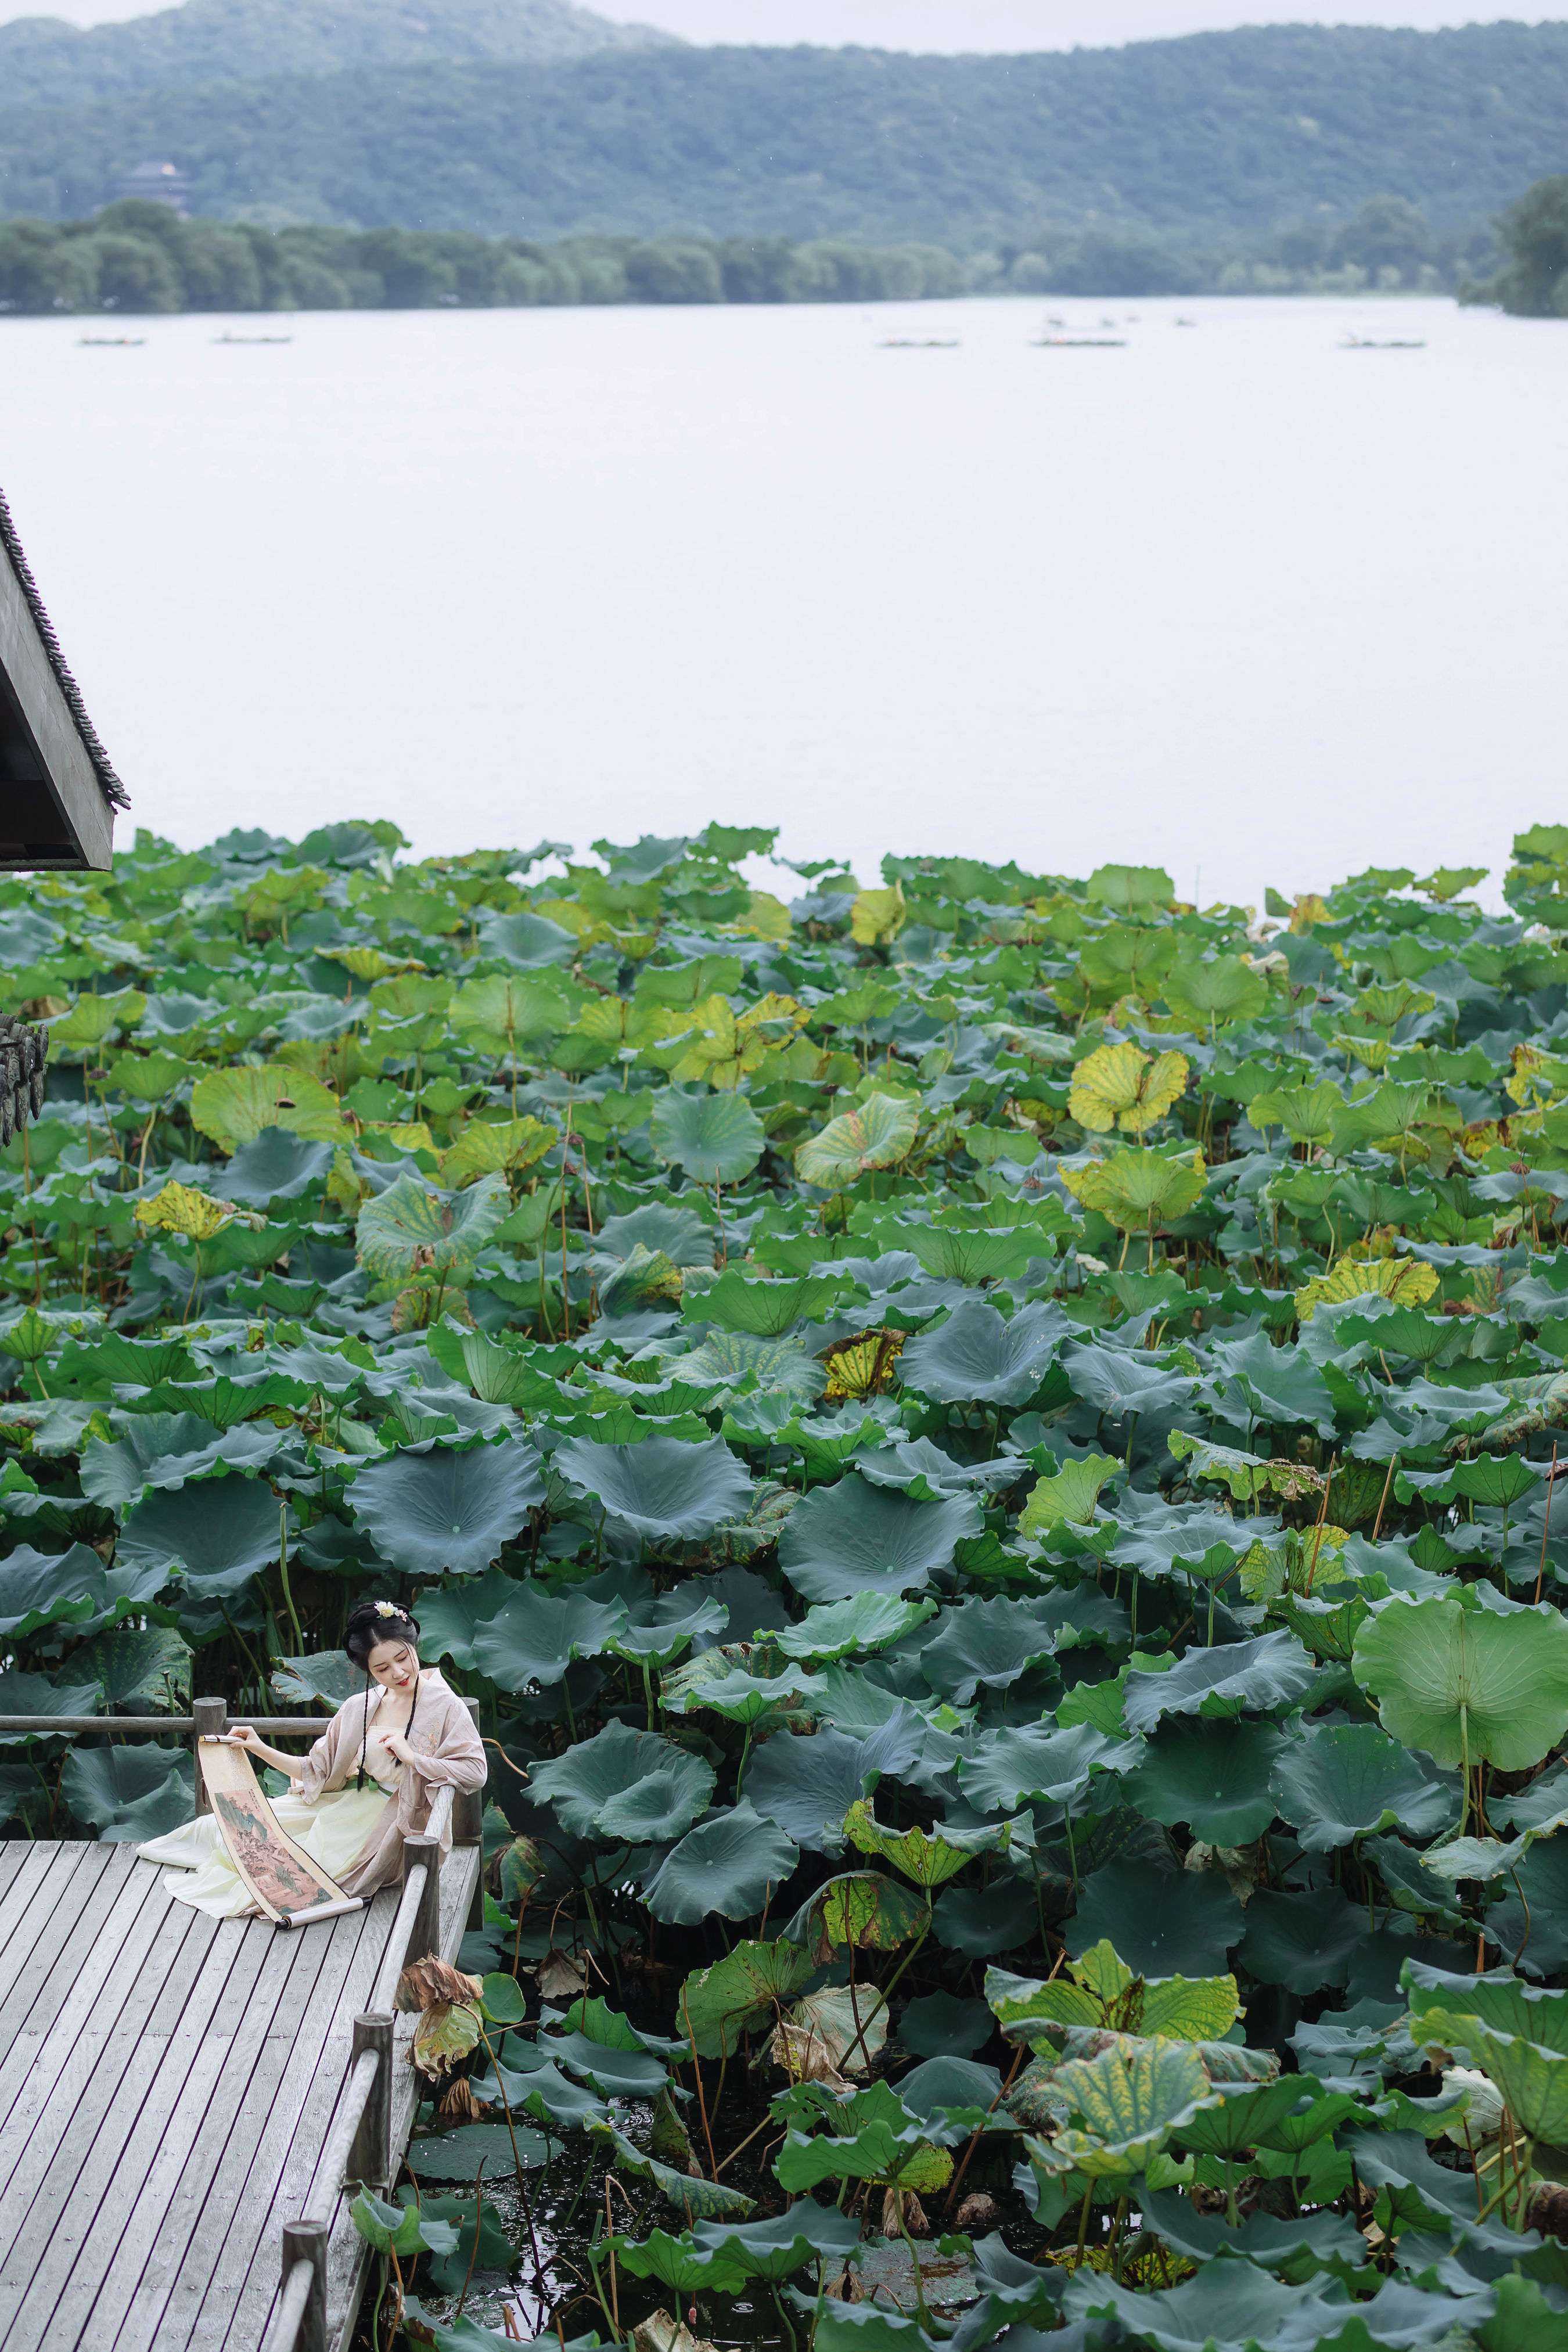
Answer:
[8,822,1568,2352]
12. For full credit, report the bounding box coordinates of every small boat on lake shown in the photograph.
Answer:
[1340,335,1426,349]
[1033,336,1127,348]
[214,333,294,345]
[878,337,959,348]
[78,336,145,347]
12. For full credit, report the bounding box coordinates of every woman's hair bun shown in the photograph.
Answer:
[345,1598,422,1664]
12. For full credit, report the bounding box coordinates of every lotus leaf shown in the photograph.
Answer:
[1122,1630,1317,1732]
[117,1476,286,1596]
[915,1596,1062,1705]
[778,1474,979,1604]
[81,1412,282,1511]
[60,1740,193,1837]
[472,1582,630,1691]
[678,1330,828,1399]
[603,2229,746,2295]
[71,1625,191,1712]
[897,1298,1065,1407]
[747,1718,919,1850]
[551,1433,751,1543]
[652,1088,765,1184]
[899,1991,994,2059]
[530,1718,711,1841]
[1015,1459,1117,1549]
[1163,956,1270,1032]
[642,1799,800,1924]
[403,2121,554,2179]
[680,1939,817,2058]
[347,1436,544,1577]
[1060,1146,1206,1238]
[844,1797,1022,1889]
[0,1542,170,1642]
[770,1592,937,1661]
[691,2199,862,2279]
[1069,1043,1189,1135]
[1068,1861,1243,1977]
[1295,1253,1441,1321]
[1269,1721,1456,1851]
[782,1871,930,1963]
[1238,1886,1369,1993]
[190,1064,346,1153]
[355,1171,509,1286]
[1120,1717,1287,1846]
[1352,1595,1568,1771]
[774,2080,955,2196]
[1031,2035,1219,2180]
[796,1094,918,1190]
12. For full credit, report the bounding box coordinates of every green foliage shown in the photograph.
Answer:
[13,816,1568,2349]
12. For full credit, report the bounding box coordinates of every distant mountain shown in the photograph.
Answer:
[0,0,677,113]
[1,23,1566,240]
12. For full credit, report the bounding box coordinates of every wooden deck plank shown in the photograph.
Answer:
[0,1835,482,2352]
[0,1846,167,2214]
[215,1891,402,2352]
[0,1845,113,2076]
[0,1843,30,1914]
[0,1843,106,2014]
[156,1904,392,2352]
[0,1845,141,2077]
[109,1908,350,2347]
[0,1894,250,2352]
[51,1905,293,2349]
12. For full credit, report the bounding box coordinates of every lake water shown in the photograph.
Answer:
[1,292,1563,907]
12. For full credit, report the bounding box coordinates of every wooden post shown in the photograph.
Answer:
[456,1697,485,1931]
[402,1834,440,1962]
[192,1695,226,1817]
[280,2218,328,2352]
[349,2013,393,2188]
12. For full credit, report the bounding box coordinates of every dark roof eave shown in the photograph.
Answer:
[0,487,128,814]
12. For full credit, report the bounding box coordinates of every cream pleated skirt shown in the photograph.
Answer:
[138,1785,392,1918]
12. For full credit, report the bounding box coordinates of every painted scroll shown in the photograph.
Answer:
[197,1736,361,1926]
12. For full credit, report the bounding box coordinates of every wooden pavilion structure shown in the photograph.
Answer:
[0,489,123,871]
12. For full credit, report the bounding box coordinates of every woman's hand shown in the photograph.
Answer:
[380,1728,417,1765]
[226,1724,296,1775]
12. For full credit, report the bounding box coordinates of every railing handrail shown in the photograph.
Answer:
[0,1714,337,1736]
[267,2259,316,2352]
[369,1781,454,2012]
[264,1774,469,2352]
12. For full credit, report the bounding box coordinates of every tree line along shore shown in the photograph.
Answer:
[0,185,1560,316]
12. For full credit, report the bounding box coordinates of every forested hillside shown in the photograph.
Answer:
[0,22,1565,240]
[0,0,672,114]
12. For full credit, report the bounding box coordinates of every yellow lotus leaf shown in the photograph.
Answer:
[1060,1147,1207,1235]
[371,1121,436,1156]
[823,1330,905,1399]
[134,1180,237,1242]
[1294,1253,1439,1322]
[850,886,907,947]
[440,1115,558,1187]
[1069,1043,1189,1136]
[733,891,793,941]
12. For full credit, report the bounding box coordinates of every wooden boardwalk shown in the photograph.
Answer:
[0,1832,479,2352]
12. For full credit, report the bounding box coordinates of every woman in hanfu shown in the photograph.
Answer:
[138,1599,487,1918]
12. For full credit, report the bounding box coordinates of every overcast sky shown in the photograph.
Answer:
[8,0,1548,39]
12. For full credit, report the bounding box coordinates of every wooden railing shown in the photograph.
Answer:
[9,1689,487,2351]
[263,1707,486,2352]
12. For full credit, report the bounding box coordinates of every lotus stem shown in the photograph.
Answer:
[455,2159,488,2318]
[276,1502,304,1659]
